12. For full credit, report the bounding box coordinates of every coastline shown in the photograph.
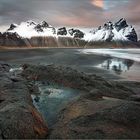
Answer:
[0,48,140,81]
[0,48,140,138]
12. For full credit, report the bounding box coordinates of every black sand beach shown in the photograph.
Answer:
[0,48,140,81]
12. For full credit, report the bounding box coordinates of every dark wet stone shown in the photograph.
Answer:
[0,63,48,139]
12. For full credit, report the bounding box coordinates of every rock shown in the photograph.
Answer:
[49,96,140,139]
[125,28,138,42]
[68,28,85,39]
[34,24,44,32]
[115,18,128,31]
[57,27,67,35]
[0,63,48,139]
[128,95,140,102]
[0,62,11,72]
[0,32,29,46]
[22,64,135,99]
[40,21,49,28]
[7,24,17,31]
[1,63,140,139]
[114,18,137,42]
[104,21,113,30]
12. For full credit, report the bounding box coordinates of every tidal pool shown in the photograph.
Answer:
[32,82,80,127]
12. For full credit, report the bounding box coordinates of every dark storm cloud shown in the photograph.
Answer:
[0,0,140,38]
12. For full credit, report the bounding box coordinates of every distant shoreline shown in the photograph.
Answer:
[0,46,140,50]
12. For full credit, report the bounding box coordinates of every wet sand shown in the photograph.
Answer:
[0,48,140,81]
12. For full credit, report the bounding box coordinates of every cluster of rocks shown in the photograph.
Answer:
[21,64,140,139]
[22,64,136,99]
[0,63,48,139]
[1,62,140,139]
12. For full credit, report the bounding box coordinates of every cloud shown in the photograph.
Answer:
[0,0,140,39]
[91,0,103,8]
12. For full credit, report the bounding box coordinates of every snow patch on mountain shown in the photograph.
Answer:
[7,20,56,38]
[5,18,138,42]
[85,19,137,42]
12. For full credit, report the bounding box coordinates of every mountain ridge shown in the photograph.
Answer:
[0,18,139,47]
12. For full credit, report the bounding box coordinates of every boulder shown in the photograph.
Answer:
[0,63,48,139]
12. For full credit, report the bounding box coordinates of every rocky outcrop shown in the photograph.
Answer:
[0,63,48,139]
[68,29,85,39]
[0,32,29,47]
[57,27,67,35]
[0,62,140,139]
[49,98,140,139]
[7,24,17,31]
[115,18,128,31]
[114,18,137,42]
[21,64,140,139]
[22,64,135,99]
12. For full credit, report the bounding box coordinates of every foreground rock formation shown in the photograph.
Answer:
[1,62,140,139]
[0,63,48,139]
[22,64,140,139]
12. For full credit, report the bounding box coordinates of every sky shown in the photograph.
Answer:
[0,0,140,38]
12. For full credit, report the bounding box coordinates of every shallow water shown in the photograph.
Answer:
[79,49,140,62]
[32,82,80,127]
[79,49,140,81]
[1,48,140,81]
[96,58,134,75]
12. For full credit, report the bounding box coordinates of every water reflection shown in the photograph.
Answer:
[32,82,80,127]
[97,58,134,75]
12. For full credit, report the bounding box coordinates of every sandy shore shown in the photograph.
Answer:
[0,48,140,81]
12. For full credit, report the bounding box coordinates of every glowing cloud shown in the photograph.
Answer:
[91,0,104,8]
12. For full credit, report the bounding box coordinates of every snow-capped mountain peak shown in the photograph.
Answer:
[26,20,37,26]
[5,18,138,42]
[85,18,137,42]
[39,21,49,28]
[7,20,56,38]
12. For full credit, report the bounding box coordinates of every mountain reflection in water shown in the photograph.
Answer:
[97,58,134,75]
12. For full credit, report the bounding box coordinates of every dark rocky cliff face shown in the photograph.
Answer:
[28,36,86,47]
[0,32,29,47]
[0,31,86,47]
[0,28,139,48]
[0,18,138,48]
[125,28,138,42]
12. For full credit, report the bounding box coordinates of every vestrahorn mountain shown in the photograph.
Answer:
[0,18,138,47]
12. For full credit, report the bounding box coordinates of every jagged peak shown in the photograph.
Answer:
[3,18,138,42]
[25,20,37,26]
[39,21,49,27]
[103,21,113,30]
[115,18,128,29]
[117,18,126,23]
[11,23,18,27]
[7,23,18,31]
